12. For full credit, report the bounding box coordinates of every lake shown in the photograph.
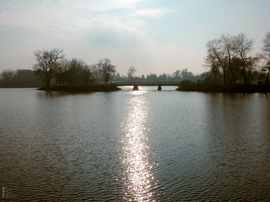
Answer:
[0,87,270,201]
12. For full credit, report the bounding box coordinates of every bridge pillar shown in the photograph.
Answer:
[133,85,139,91]
[158,85,162,91]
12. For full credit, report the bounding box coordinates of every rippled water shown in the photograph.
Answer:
[1,87,270,201]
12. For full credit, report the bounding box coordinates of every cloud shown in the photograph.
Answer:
[61,18,157,64]
[0,0,144,13]
[130,8,174,18]
[0,0,156,52]
[0,0,147,31]
[0,0,203,75]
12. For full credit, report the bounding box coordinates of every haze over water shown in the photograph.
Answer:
[1,87,270,201]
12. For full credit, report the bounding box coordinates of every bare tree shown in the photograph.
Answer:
[89,63,100,83]
[55,59,69,86]
[245,57,259,84]
[67,58,85,85]
[127,66,137,80]
[80,65,93,86]
[206,38,227,84]
[204,54,221,85]
[33,49,64,87]
[0,70,16,87]
[262,32,270,52]
[97,58,116,84]
[221,33,236,84]
[232,33,254,84]
[257,32,270,85]
[173,70,181,81]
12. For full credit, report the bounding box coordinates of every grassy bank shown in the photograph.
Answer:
[38,85,122,92]
[176,84,270,93]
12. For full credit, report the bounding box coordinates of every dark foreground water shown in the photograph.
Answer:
[0,87,270,201]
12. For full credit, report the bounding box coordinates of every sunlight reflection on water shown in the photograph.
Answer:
[121,91,156,201]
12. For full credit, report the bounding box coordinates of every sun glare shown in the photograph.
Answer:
[121,93,155,201]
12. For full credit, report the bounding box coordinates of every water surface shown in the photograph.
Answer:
[0,88,270,201]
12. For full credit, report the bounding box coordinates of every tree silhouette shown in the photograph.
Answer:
[257,32,270,86]
[33,49,64,87]
[97,58,116,84]
[127,66,137,80]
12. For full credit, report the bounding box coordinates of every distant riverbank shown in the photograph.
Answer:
[38,85,122,92]
[176,84,270,93]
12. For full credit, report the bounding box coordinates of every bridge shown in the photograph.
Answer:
[112,82,180,90]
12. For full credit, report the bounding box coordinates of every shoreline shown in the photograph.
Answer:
[176,84,270,93]
[38,85,122,92]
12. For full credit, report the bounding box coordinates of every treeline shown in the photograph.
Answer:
[1,48,201,87]
[199,32,270,86]
[33,49,117,87]
[4,31,269,89]
[114,68,201,82]
[0,67,201,87]
[33,49,201,87]
[0,69,42,87]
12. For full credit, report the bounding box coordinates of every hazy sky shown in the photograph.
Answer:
[0,0,269,76]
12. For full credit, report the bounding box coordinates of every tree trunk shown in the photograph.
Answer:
[265,69,270,86]
[240,55,248,85]
[223,69,227,85]
[46,77,50,87]
[216,56,226,85]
